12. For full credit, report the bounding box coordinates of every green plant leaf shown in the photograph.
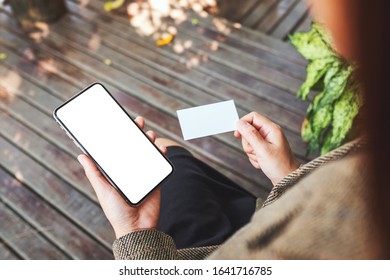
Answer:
[297,58,333,100]
[318,66,352,109]
[301,119,313,142]
[321,87,361,154]
[290,22,362,155]
[312,23,333,47]
[289,23,335,60]
[308,103,333,154]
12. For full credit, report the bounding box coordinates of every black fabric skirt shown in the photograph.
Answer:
[157,146,256,249]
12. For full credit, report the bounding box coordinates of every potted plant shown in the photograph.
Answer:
[290,23,363,155]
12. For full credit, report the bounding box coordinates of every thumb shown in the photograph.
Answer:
[237,120,267,153]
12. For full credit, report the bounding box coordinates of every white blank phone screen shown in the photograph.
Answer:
[55,84,173,204]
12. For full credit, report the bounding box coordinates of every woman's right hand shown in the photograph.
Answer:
[235,112,300,186]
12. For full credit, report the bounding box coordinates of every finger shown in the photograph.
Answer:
[159,145,167,155]
[249,157,261,169]
[134,116,145,129]
[248,153,258,162]
[240,112,280,141]
[77,154,111,199]
[234,130,241,138]
[237,120,267,154]
[242,138,254,154]
[146,130,156,142]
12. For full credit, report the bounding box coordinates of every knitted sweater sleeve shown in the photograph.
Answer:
[112,230,218,260]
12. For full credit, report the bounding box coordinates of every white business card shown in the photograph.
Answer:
[177,100,239,140]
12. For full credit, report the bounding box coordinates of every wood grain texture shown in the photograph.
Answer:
[242,0,279,28]
[256,0,298,33]
[8,0,67,22]
[0,201,68,259]
[0,238,20,260]
[218,0,310,41]
[270,1,308,40]
[0,163,113,259]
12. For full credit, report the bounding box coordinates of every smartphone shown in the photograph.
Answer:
[53,83,174,206]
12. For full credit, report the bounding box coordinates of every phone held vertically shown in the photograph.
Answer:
[53,83,174,206]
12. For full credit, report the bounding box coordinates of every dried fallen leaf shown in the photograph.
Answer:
[23,48,35,61]
[210,40,219,51]
[233,22,242,29]
[191,18,199,25]
[104,0,125,12]
[127,2,139,16]
[173,43,185,54]
[103,58,112,65]
[156,34,174,46]
[183,40,192,49]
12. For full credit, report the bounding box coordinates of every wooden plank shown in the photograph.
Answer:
[0,64,98,201]
[85,0,304,95]
[0,70,96,197]
[54,15,308,132]
[0,111,116,247]
[65,1,307,103]
[0,238,20,260]
[61,2,310,142]
[0,81,81,160]
[179,19,307,81]
[72,0,307,66]
[176,23,306,83]
[66,1,309,108]
[292,13,312,33]
[256,0,298,33]
[270,1,308,40]
[0,201,68,259]
[195,13,306,65]
[7,0,67,23]
[217,0,260,22]
[61,6,309,121]
[0,161,113,259]
[62,14,306,115]
[242,0,278,28]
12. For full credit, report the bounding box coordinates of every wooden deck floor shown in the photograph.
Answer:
[218,0,312,40]
[0,0,310,259]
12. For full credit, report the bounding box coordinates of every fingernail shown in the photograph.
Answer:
[77,155,85,166]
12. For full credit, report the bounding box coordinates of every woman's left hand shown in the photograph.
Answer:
[235,112,300,186]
